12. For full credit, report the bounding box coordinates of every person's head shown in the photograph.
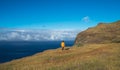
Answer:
[62,40,64,42]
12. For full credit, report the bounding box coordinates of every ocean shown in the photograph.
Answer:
[0,41,74,63]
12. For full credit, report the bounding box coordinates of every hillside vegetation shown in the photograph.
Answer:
[75,20,120,45]
[0,43,120,70]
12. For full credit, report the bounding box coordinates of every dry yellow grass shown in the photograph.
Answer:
[75,21,120,44]
[0,43,120,70]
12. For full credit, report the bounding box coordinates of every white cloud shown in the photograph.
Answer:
[0,29,80,41]
[10,32,19,38]
[25,34,32,40]
[15,30,25,32]
[81,16,90,23]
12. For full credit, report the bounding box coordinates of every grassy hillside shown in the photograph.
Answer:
[75,20,120,44]
[0,43,120,70]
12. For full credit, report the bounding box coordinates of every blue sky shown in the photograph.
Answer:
[0,0,120,30]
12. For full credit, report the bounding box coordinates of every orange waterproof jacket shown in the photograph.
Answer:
[61,42,65,48]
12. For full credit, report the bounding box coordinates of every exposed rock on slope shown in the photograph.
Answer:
[75,20,120,45]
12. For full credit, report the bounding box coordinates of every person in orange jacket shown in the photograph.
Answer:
[61,41,65,50]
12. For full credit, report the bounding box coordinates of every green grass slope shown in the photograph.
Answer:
[0,43,120,70]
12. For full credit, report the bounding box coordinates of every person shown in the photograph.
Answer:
[61,41,65,50]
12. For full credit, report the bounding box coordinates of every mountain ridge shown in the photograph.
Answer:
[75,20,120,45]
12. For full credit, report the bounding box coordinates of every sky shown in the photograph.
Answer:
[0,0,120,30]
